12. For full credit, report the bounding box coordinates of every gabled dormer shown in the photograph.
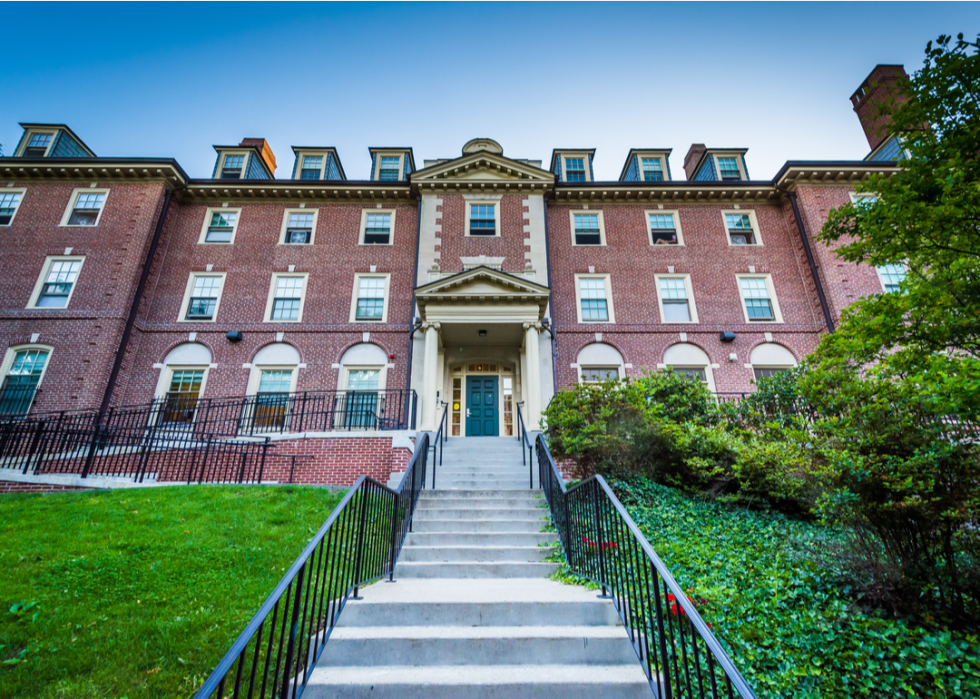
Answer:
[12,123,95,158]
[683,145,750,182]
[550,149,596,182]
[368,148,414,182]
[619,149,673,182]
[290,147,346,181]
[212,138,277,180]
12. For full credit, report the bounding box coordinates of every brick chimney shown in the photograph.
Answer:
[850,65,908,150]
[239,138,277,177]
[683,144,707,180]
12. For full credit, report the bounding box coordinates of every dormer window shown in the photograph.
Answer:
[379,157,400,181]
[565,158,586,182]
[301,156,323,180]
[718,157,741,180]
[24,133,53,157]
[642,158,664,181]
[221,154,245,179]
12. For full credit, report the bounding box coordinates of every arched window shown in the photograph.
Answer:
[575,343,625,383]
[338,343,388,429]
[247,343,301,432]
[154,343,213,424]
[663,343,715,391]
[0,345,52,415]
[749,343,797,381]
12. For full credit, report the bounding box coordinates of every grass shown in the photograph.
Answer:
[0,485,346,698]
[603,477,980,698]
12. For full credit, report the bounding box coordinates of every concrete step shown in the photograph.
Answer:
[399,545,550,563]
[304,664,652,699]
[394,561,559,578]
[441,480,533,489]
[414,508,546,520]
[420,489,542,499]
[319,626,639,666]
[411,518,546,533]
[417,498,543,509]
[405,532,557,547]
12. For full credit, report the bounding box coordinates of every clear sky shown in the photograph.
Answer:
[1,2,976,181]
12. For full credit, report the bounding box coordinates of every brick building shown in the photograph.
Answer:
[0,64,908,451]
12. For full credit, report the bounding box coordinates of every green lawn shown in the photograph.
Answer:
[611,477,980,698]
[0,485,345,698]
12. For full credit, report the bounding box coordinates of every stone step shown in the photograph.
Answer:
[410,518,546,533]
[440,480,533,489]
[319,626,638,666]
[399,545,550,563]
[404,532,557,546]
[394,561,559,578]
[417,498,543,509]
[414,508,546,520]
[304,664,652,699]
[420,489,541,499]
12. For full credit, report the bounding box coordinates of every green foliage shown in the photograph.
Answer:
[0,485,345,698]
[611,476,980,698]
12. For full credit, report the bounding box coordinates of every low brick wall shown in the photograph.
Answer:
[262,437,414,486]
[0,480,90,494]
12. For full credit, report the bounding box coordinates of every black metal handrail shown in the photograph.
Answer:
[429,402,448,488]
[194,431,430,699]
[516,402,533,488]
[536,434,756,699]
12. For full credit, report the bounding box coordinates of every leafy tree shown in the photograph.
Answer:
[816,33,980,419]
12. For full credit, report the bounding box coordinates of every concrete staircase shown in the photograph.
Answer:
[306,436,650,698]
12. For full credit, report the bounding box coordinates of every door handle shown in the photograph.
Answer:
[466,409,471,417]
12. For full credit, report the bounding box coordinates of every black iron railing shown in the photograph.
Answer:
[194,432,430,699]
[516,402,533,488]
[429,402,448,488]
[536,434,756,699]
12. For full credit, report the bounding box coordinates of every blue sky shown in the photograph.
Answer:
[2,2,976,180]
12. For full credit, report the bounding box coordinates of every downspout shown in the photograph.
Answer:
[98,186,175,418]
[543,192,559,394]
[403,192,423,428]
[786,189,835,333]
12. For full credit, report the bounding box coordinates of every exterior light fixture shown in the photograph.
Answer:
[226,330,243,342]
[478,329,487,337]
[719,331,736,343]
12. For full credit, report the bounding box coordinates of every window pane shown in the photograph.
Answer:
[29,133,53,148]
[288,212,314,229]
[379,156,400,181]
[565,158,586,182]
[469,204,495,234]
[0,192,23,225]
[673,367,707,383]
[579,278,608,321]
[642,158,663,182]
[753,367,785,381]
[573,214,601,245]
[210,211,237,228]
[718,157,740,179]
[662,301,690,322]
[659,278,687,300]
[581,367,619,382]
[272,277,303,320]
[364,213,391,244]
[258,370,293,393]
[725,213,754,244]
[356,277,386,320]
[37,261,81,307]
[347,370,380,391]
[192,276,221,297]
[878,264,905,292]
[0,350,48,415]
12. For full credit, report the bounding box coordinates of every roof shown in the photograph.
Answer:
[18,123,96,156]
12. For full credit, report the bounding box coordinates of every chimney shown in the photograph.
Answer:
[239,138,277,177]
[850,65,908,150]
[683,144,707,180]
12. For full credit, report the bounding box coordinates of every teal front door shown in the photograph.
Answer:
[466,376,499,436]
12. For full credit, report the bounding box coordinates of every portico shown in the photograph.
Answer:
[412,267,552,434]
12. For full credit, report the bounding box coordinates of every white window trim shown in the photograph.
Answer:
[16,130,56,157]
[464,200,501,237]
[713,153,748,181]
[264,272,310,323]
[373,152,404,181]
[669,365,716,393]
[349,272,392,323]
[573,273,615,324]
[152,365,211,403]
[849,192,879,204]
[198,207,243,245]
[735,273,784,324]
[177,272,227,323]
[0,344,54,414]
[560,153,592,183]
[0,188,27,227]
[721,209,763,247]
[218,150,251,179]
[341,365,388,391]
[246,365,300,396]
[638,154,669,182]
[875,263,907,293]
[279,208,319,245]
[644,209,684,246]
[654,273,699,324]
[358,208,396,246]
[27,256,85,309]
[294,151,329,180]
[59,188,110,227]
[569,209,607,246]
[578,366,623,384]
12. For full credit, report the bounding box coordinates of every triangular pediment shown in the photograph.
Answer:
[412,152,554,185]
[415,266,550,299]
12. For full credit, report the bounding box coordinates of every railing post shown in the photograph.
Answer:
[278,566,305,699]
[136,416,161,483]
[352,487,370,599]
[593,481,611,598]
[300,391,308,432]
[387,492,399,583]
[80,414,102,479]
[258,437,270,484]
[24,419,45,475]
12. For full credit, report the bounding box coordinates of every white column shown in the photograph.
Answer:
[421,322,441,431]
[524,322,542,429]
